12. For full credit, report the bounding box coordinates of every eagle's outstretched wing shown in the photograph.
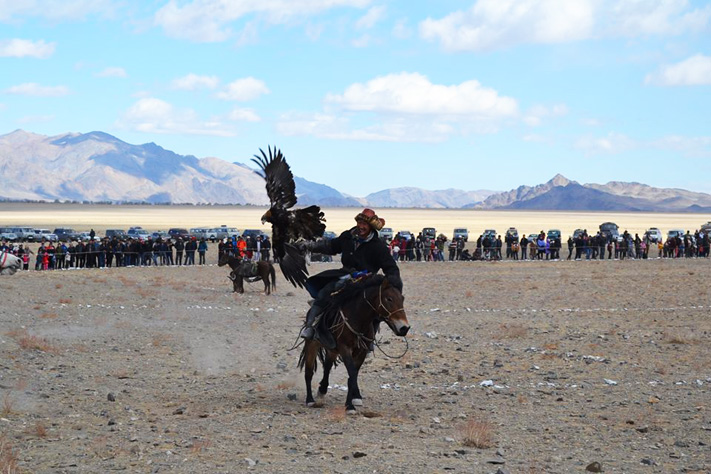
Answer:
[252,146,326,288]
[252,147,297,210]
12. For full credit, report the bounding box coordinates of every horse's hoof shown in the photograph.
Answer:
[317,391,326,398]
[346,408,357,415]
[352,398,363,406]
[306,401,315,407]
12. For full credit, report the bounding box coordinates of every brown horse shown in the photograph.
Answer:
[217,252,276,294]
[298,275,410,413]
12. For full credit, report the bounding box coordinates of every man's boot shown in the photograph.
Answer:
[300,303,323,340]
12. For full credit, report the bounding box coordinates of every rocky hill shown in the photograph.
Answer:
[2,130,711,211]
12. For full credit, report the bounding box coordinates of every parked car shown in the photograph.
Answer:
[505,227,518,240]
[151,230,170,240]
[241,229,268,240]
[127,227,150,240]
[397,230,412,241]
[645,227,663,243]
[78,231,94,241]
[213,226,240,241]
[33,228,58,242]
[0,228,19,242]
[189,228,211,240]
[453,228,469,241]
[421,227,436,241]
[105,229,127,239]
[599,222,620,242]
[667,229,685,241]
[547,229,562,241]
[379,227,394,242]
[700,222,711,237]
[9,226,36,242]
[572,228,586,239]
[54,227,80,242]
[168,228,190,240]
[483,229,497,240]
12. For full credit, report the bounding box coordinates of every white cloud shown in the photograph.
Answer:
[326,72,518,118]
[4,82,70,97]
[215,77,269,101]
[419,0,711,52]
[95,66,127,78]
[0,0,119,22]
[170,73,220,90]
[279,73,518,142]
[392,18,412,39]
[523,103,568,126]
[154,0,372,42]
[355,5,385,30]
[117,97,235,136]
[226,107,261,122]
[606,0,711,37]
[655,135,711,158]
[575,132,635,155]
[276,111,454,142]
[645,54,711,86]
[420,0,595,52]
[0,39,56,59]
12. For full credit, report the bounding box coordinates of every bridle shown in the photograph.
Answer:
[363,283,405,323]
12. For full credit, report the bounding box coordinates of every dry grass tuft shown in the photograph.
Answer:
[663,329,695,345]
[276,380,295,390]
[25,422,48,438]
[496,323,527,339]
[40,312,58,319]
[2,393,14,416]
[58,298,72,304]
[190,438,212,454]
[151,334,172,347]
[0,435,20,474]
[460,417,495,449]
[55,283,63,289]
[9,330,58,353]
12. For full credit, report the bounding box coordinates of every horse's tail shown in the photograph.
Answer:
[297,345,327,371]
[297,345,318,372]
[270,263,276,291]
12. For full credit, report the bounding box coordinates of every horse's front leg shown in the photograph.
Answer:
[341,353,361,414]
[318,351,335,398]
[350,352,367,407]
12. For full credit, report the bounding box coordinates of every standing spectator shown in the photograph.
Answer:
[236,236,247,258]
[261,235,271,261]
[174,238,185,265]
[198,238,208,265]
[253,236,262,261]
[184,237,197,265]
[520,234,528,260]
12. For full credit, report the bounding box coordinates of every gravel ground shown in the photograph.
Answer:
[1,253,710,473]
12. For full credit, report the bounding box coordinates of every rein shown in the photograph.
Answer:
[0,251,8,268]
[335,283,409,358]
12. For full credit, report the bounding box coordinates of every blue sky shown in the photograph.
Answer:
[1,0,710,196]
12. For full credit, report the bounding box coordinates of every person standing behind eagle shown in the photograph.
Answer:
[296,208,402,342]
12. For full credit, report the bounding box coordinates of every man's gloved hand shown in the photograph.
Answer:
[294,240,315,253]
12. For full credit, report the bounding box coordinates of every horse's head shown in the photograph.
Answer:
[369,278,409,337]
[217,252,231,267]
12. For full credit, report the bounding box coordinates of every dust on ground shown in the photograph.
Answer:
[1,256,710,473]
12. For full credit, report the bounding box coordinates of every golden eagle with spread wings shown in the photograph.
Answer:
[252,147,326,288]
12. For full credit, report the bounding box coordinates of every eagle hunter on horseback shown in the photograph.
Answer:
[252,147,410,412]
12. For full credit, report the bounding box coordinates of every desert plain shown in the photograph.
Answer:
[1,205,710,473]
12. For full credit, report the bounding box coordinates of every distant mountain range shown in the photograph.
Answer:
[2,129,711,212]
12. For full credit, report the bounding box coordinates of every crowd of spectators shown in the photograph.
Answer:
[0,233,271,271]
[1,226,708,272]
[381,228,710,262]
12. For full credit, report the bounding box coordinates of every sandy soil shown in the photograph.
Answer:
[1,250,710,473]
[1,202,710,239]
